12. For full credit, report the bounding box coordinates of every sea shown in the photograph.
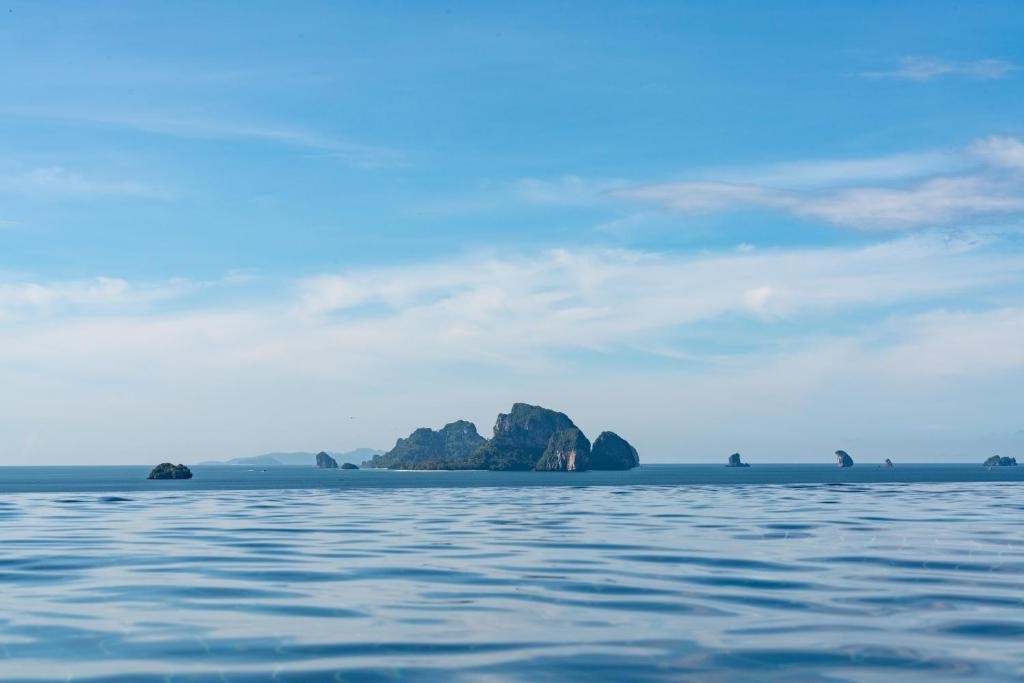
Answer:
[1,464,1022,682]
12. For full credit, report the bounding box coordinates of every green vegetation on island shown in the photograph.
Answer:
[366,420,485,470]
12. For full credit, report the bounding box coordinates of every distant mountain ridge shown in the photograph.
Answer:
[195,448,382,467]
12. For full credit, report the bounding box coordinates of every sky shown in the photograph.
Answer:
[2,1,1024,465]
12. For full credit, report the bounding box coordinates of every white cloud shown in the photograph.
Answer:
[862,56,1019,81]
[0,275,228,319]
[610,136,1024,231]
[969,136,1024,170]
[2,235,1024,463]
[615,181,779,213]
[789,176,1024,229]
[0,166,171,200]
[7,234,1021,368]
[697,151,962,189]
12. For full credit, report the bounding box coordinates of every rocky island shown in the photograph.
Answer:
[341,462,359,469]
[983,455,1017,467]
[147,463,193,479]
[315,452,338,468]
[726,453,750,467]
[835,450,854,468]
[364,403,639,472]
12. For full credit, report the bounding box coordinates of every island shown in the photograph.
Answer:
[341,462,359,470]
[835,450,854,468]
[316,452,339,469]
[364,403,639,472]
[726,453,750,467]
[983,455,1018,467]
[147,463,193,479]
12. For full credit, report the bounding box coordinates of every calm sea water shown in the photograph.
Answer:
[1,465,1022,682]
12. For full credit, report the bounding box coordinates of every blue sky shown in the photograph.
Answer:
[2,1,1024,464]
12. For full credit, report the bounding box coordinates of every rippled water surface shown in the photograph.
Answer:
[1,470,1023,681]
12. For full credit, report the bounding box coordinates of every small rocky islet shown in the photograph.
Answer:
[147,463,193,480]
[364,403,639,472]
[983,455,1017,467]
[726,453,750,467]
[315,452,339,469]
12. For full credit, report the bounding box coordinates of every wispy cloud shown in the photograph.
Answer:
[862,56,1019,81]
[692,151,964,189]
[607,136,1024,231]
[0,166,171,200]
[0,276,215,317]
[292,234,1022,352]
[969,136,1024,169]
[0,107,405,168]
[8,233,1016,367]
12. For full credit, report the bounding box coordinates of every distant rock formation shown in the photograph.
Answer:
[195,449,383,467]
[147,463,193,480]
[884,458,894,468]
[590,432,640,470]
[835,450,854,468]
[726,452,750,468]
[340,462,359,469]
[370,403,639,472]
[984,455,1017,467]
[316,452,338,468]
[364,420,486,470]
[535,428,591,471]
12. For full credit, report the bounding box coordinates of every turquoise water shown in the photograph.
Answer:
[1,465,1022,681]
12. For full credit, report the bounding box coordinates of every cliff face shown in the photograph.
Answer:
[470,404,579,471]
[316,452,338,468]
[589,432,641,470]
[365,420,485,469]
[535,428,591,471]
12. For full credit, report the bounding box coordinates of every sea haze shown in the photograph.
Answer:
[194,449,383,467]
[0,469,1022,681]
